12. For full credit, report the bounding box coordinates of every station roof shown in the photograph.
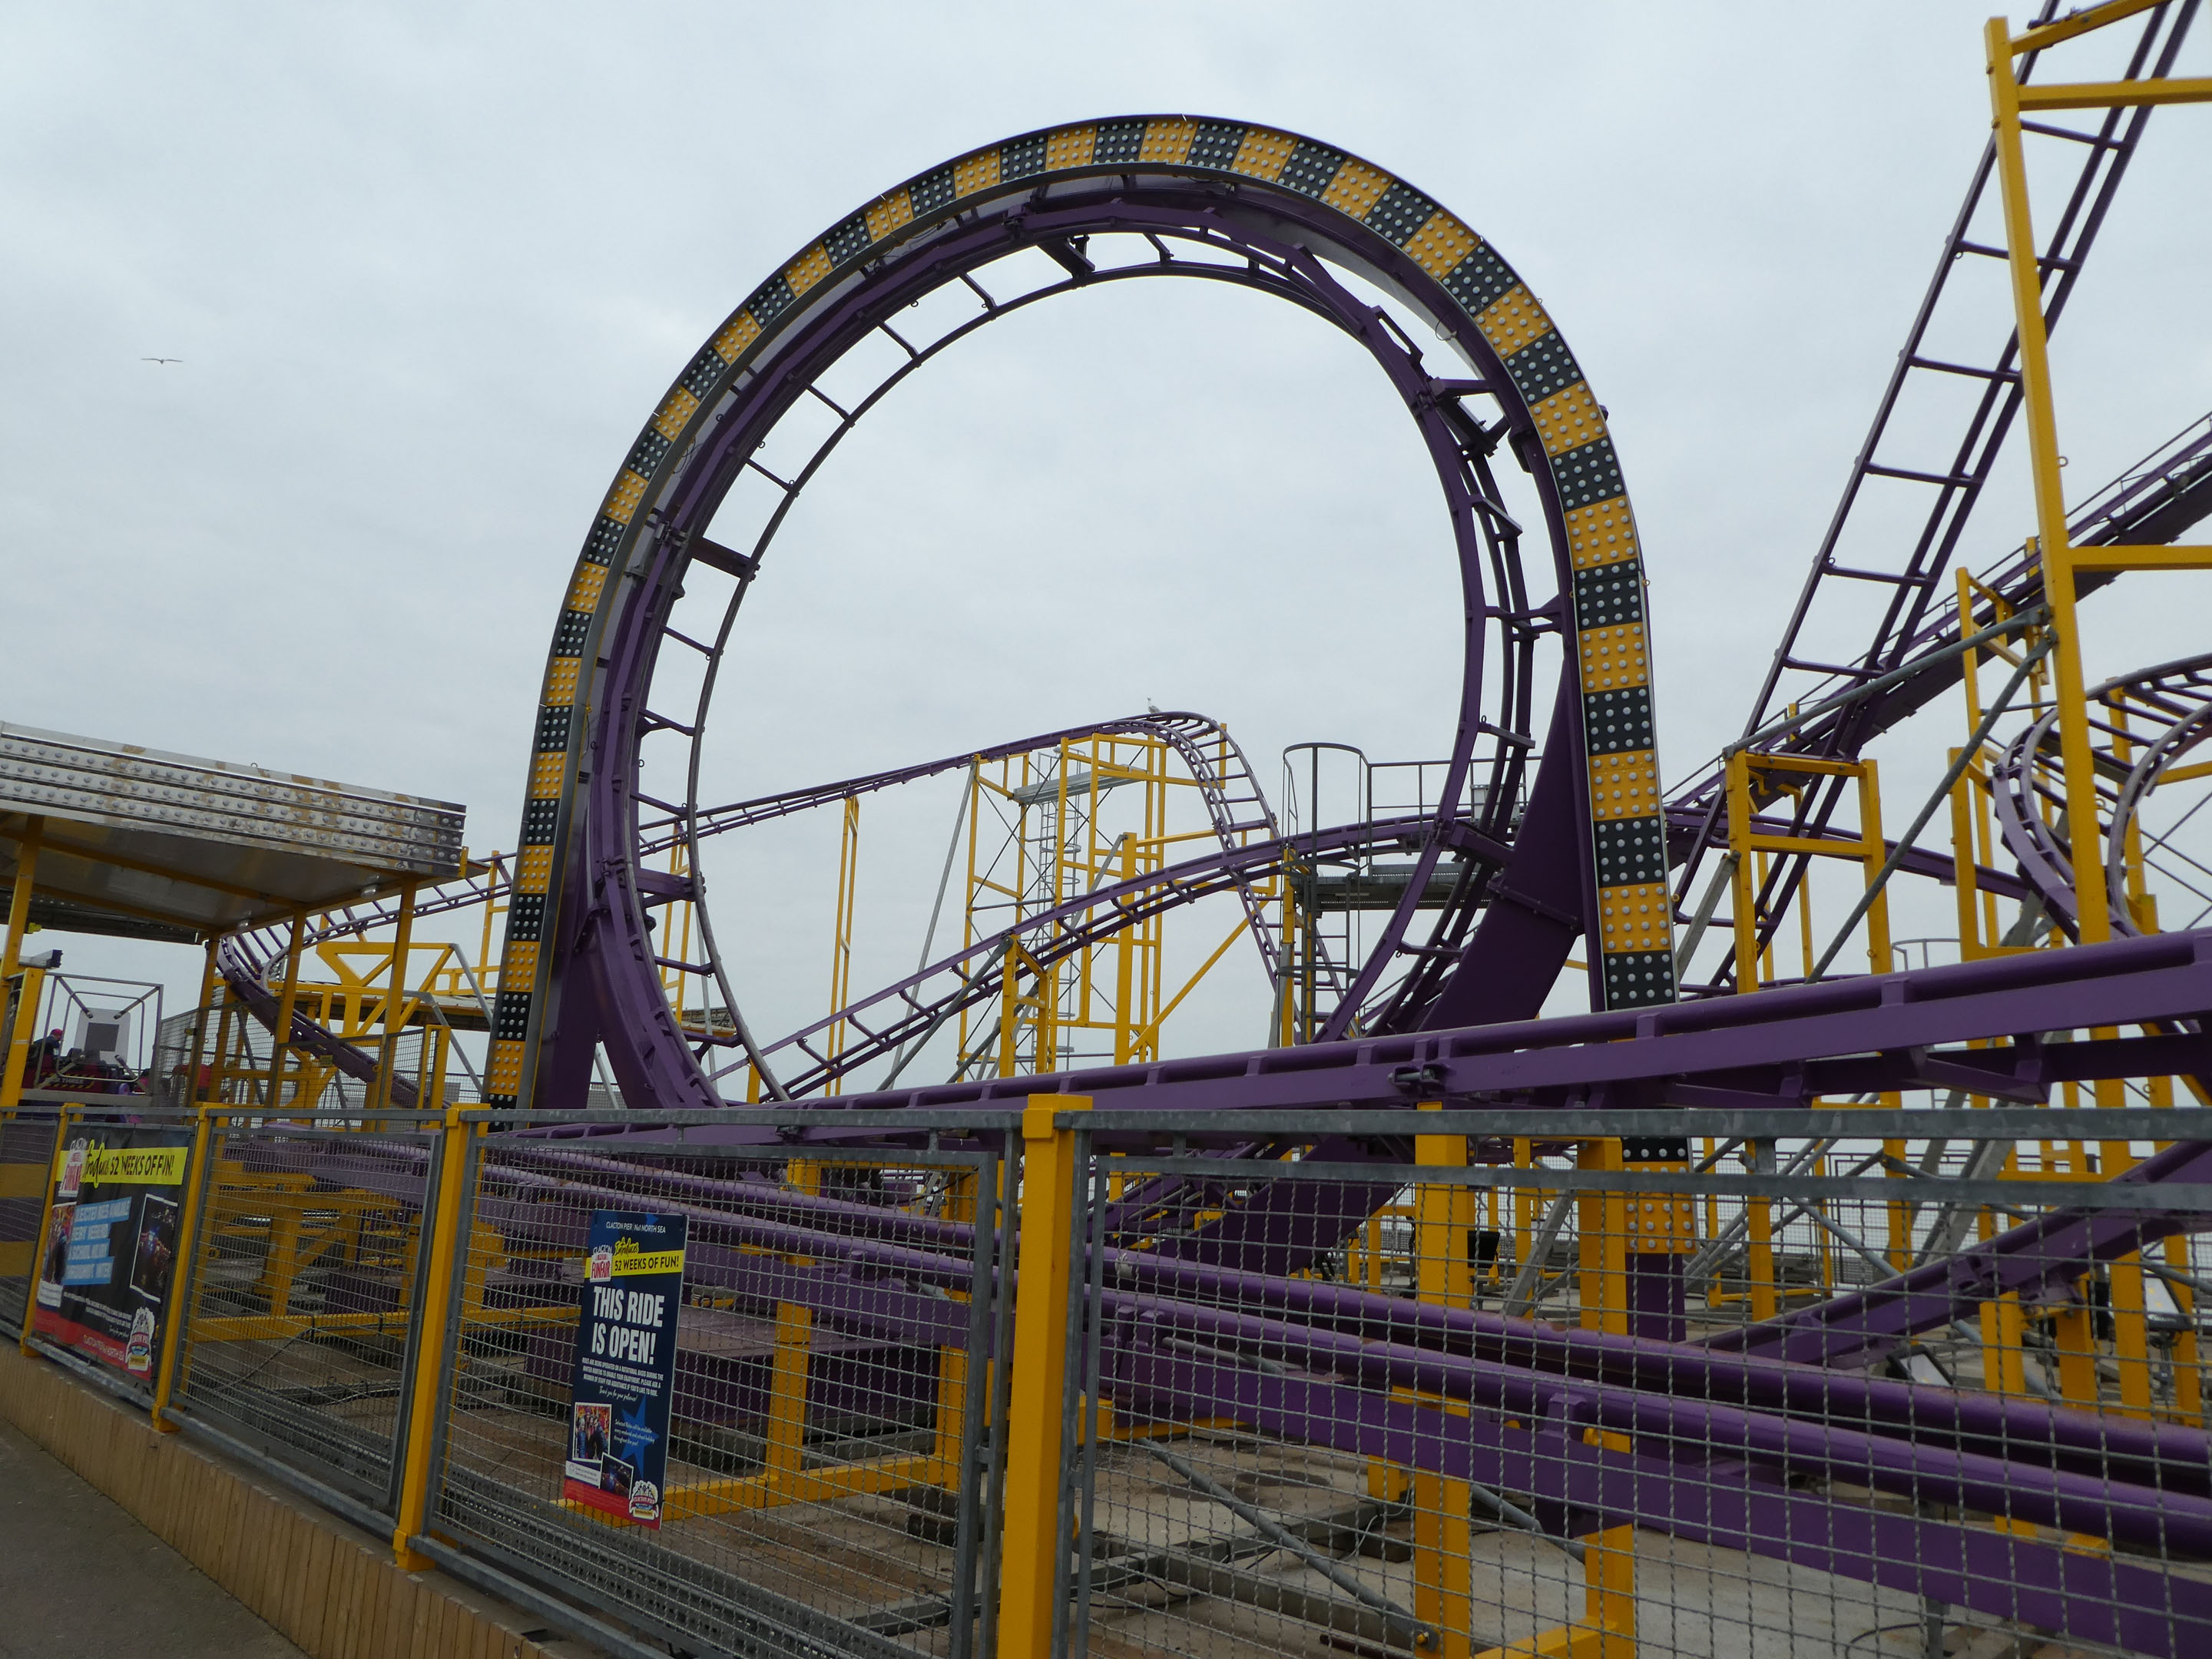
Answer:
[0,722,467,944]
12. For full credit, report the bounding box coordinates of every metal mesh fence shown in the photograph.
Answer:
[1049,1111,2212,1659]
[0,1108,59,1334]
[31,1090,2204,1658]
[426,1122,1015,1659]
[166,1112,445,1514]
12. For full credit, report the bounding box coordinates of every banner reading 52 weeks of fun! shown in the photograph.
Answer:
[561,1210,687,1527]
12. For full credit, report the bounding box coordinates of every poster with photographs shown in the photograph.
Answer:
[561,1210,687,1528]
[31,1128,192,1384]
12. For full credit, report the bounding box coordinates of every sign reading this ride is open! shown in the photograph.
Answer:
[31,1128,193,1383]
[562,1210,687,1528]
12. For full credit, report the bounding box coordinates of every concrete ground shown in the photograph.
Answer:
[0,1412,304,1659]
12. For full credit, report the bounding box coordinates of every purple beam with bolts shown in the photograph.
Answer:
[762,926,2212,1123]
[224,911,2212,1355]
[495,923,2212,1318]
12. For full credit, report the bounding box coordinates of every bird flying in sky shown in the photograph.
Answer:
[141,356,182,365]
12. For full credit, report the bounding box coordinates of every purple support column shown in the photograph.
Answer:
[1627,1251,1685,1343]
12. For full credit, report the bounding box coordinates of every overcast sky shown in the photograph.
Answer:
[4,4,2207,1073]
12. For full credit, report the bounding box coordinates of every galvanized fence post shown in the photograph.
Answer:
[947,1138,1002,1659]
[1070,1126,1110,1659]
[18,1102,71,1358]
[975,1125,1024,1659]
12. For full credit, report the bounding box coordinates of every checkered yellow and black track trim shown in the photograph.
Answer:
[485,118,1674,1103]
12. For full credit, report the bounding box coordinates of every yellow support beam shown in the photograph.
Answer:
[1987,18,2108,945]
[2015,76,2212,111]
[2066,543,2212,572]
[2010,0,2167,55]
[0,815,41,987]
[662,1452,937,1522]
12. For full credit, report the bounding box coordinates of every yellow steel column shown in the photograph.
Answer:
[1412,1102,1472,1659]
[0,819,45,1113]
[2052,1276,2102,1408]
[0,816,43,988]
[1947,752,1988,959]
[826,798,860,1089]
[767,1158,820,1492]
[376,882,419,1114]
[1113,833,1137,1065]
[1574,1136,1638,1654]
[927,1167,979,1486]
[2104,1134,2154,1418]
[1363,1204,1402,1501]
[1724,757,1759,991]
[185,939,220,1099]
[0,965,45,1116]
[1497,1140,1640,1653]
[1987,21,2105,945]
[264,910,310,1113]
[1743,1138,1779,1323]
[203,973,238,1108]
[996,1096,1088,1659]
[1578,1139,1629,1338]
[2168,1231,2203,1420]
[391,1104,475,1569]
[1854,763,1892,971]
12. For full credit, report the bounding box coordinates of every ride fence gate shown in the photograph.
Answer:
[5,1095,2210,1659]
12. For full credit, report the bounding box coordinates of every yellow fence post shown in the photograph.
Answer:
[150,1104,217,1431]
[391,1103,475,1569]
[995,1095,1088,1659]
[264,909,309,1113]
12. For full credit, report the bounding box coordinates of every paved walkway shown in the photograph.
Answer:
[0,1412,304,1658]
